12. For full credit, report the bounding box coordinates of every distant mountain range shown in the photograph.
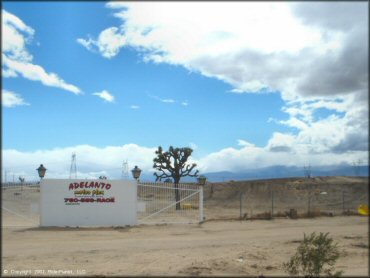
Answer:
[141,164,369,183]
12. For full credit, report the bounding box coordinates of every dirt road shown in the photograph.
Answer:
[2,215,368,276]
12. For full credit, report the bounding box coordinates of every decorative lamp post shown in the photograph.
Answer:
[197,175,207,186]
[131,166,142,181]
[19,176,25,191]
[36,164,47,182]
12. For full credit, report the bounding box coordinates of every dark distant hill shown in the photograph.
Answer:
[140,164,368,183]
[200,165,369,182]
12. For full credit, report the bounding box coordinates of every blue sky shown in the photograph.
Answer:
[2,2,368,181]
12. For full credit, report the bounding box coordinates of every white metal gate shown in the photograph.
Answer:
[137,182,203,224]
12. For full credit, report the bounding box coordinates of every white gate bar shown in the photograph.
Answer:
[138,183,199,192]
[139,190,200,221]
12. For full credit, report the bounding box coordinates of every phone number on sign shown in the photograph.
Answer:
[64,197,115,203]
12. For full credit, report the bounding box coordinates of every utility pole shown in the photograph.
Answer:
[69,152,77,179]
[121,160,129,179]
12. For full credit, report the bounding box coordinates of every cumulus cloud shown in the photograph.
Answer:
[266,133,295,153]
[92,90,115,102]
[2,89,29,108]
[2,140,368,182]
[2,144,157,181]
[197,139,367,173]
[2,10,82,94]
[237,139,255,148]
[77,27,126,59]
[78,2,367,98]
[77,2,368,157]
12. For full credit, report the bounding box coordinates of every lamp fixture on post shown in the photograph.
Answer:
[197,175,207,186]
[19,176,25,191]
[36,164,47,182]
[131,165,142,181]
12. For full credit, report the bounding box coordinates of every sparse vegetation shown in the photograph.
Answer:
[283,232,343,277]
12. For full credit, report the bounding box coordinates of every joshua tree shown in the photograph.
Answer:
[153,146,198,210]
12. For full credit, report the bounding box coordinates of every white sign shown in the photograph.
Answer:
[40,179,137,227]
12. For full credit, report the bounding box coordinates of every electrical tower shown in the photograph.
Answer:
[303,164,311,179]
[69,152,77,179]
[121,160,129,179]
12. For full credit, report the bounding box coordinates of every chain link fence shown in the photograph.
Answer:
[2,177,368,226]
[203,177,368,220]
[2,185,40,227]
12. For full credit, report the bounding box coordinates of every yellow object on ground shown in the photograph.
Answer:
[358,204,369,216]
[182,203,192,209]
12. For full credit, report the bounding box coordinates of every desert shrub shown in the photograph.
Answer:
[275,211,287,217]
[255,211,271,219]
[283,232,343,277]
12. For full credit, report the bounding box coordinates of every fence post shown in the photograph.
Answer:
[271,188,274,219]
[240,192,243,219]
[199,185,204,223]
[342,190,345,214]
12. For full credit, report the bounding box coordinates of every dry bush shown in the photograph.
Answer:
[283,232,343,277]
[274,211,288,217]
[254,211,272,219]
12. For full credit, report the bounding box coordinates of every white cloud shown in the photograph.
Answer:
[2,55,81,94]
[130,105,140,109]
[2,139,367,182]
[79,3,367,157]
[161,98,175,103]
[148,94,190,106]
[2,144,157,181]
[237,139,255,148]
[266,132,295,152]
[189,142,198,150]
[92,90,115,102]
[2,10,82,94]
[2,89,29,108]
[96,2,324,61]
[197,139,367,173]
[2,67,18,78]
[77,27,126,59]
[78,2,363,97]
[2,9,34,62]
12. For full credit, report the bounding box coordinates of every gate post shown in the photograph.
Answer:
[199,185,204,223]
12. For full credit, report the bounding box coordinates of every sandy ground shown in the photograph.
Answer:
[1,185,369,276]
